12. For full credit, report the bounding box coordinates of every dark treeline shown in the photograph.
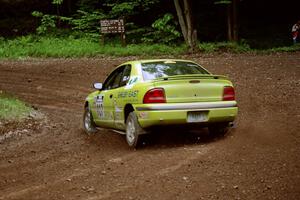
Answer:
[0,0,299,48]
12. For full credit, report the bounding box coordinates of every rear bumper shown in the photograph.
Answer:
[134,101,238,129]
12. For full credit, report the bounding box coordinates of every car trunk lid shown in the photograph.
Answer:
[152,74,232,103]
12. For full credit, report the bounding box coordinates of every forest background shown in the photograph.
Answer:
[0,0,299,57]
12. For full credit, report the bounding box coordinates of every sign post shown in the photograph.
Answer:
[100,19,126,46]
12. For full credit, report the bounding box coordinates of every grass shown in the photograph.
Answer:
[0,35,187,58]
[198,41,251,53]
[198,41,300,53]
[0,35,299,58]
[0,92,32,121]
[267,44,300,52]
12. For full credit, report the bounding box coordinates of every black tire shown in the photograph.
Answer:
[208,123,230,136]
[83,105,97,135]
[125,112,145,148]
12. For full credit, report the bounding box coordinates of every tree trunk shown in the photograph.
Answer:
[174,0,196,51]
[227,0,238,41]
[183,0,193,48]
[66,0,72,14]
[57,4,61,27]
[232,0,238,41]
[174,0,188,43]
[227,4,233,41]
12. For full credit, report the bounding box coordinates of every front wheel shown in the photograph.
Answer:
[83,105,97,135]
[125,112,145,148]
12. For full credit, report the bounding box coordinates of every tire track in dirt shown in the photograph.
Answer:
[0,53,299,199]
[1,142,212,200]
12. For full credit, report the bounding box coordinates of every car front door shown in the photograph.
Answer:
[111,65,131,130]
[93,66,125,128]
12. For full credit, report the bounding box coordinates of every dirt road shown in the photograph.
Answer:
[0,53,299,200]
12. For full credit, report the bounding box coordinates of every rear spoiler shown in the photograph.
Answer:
[153,74,229,81]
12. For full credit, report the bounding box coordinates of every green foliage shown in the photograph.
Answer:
[108,0,159,17]
[110,2,139,17]
[268,44,300,52]
[32,0,70,35]
[52,0,63,5]
[125,23,150,43]
[31,0,163,42]
[142,13,181,44]
[71,10,105,38]
[32,12,57,35]
[0,35,186,58]
[0,92,32,120]
[32,10,72,35]
[198,43,218,53]
[214,0,231,5]
[76,0,101,11]
[1,35,299,59]
[198,41,251,53]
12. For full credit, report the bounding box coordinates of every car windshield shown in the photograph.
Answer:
[141,61,209,81]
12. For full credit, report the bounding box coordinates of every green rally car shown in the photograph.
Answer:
[83,59,238,147]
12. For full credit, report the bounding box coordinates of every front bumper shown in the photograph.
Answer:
[134,101,238,129]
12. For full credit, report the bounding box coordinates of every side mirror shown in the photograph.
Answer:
[93,83,103,90]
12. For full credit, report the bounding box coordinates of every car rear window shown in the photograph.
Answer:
[141,61,209,81]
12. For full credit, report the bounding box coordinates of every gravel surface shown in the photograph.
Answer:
[0,52,299,200]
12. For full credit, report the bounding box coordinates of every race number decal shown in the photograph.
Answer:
[95,95,104,118]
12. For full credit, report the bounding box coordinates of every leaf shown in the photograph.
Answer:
[52,0,63,5]
[214,0,232,5]
[32,11,43,18]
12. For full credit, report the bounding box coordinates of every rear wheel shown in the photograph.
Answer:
[126,112,145,148]
[208,123,230,136]
[83,105,97,135]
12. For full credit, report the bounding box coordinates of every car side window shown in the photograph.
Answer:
[111,69,123,88]
[120,65,131,87]
[102,66,125,90]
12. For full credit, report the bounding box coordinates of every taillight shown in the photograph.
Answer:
[143,88,166,103]
[223,86,235,101]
